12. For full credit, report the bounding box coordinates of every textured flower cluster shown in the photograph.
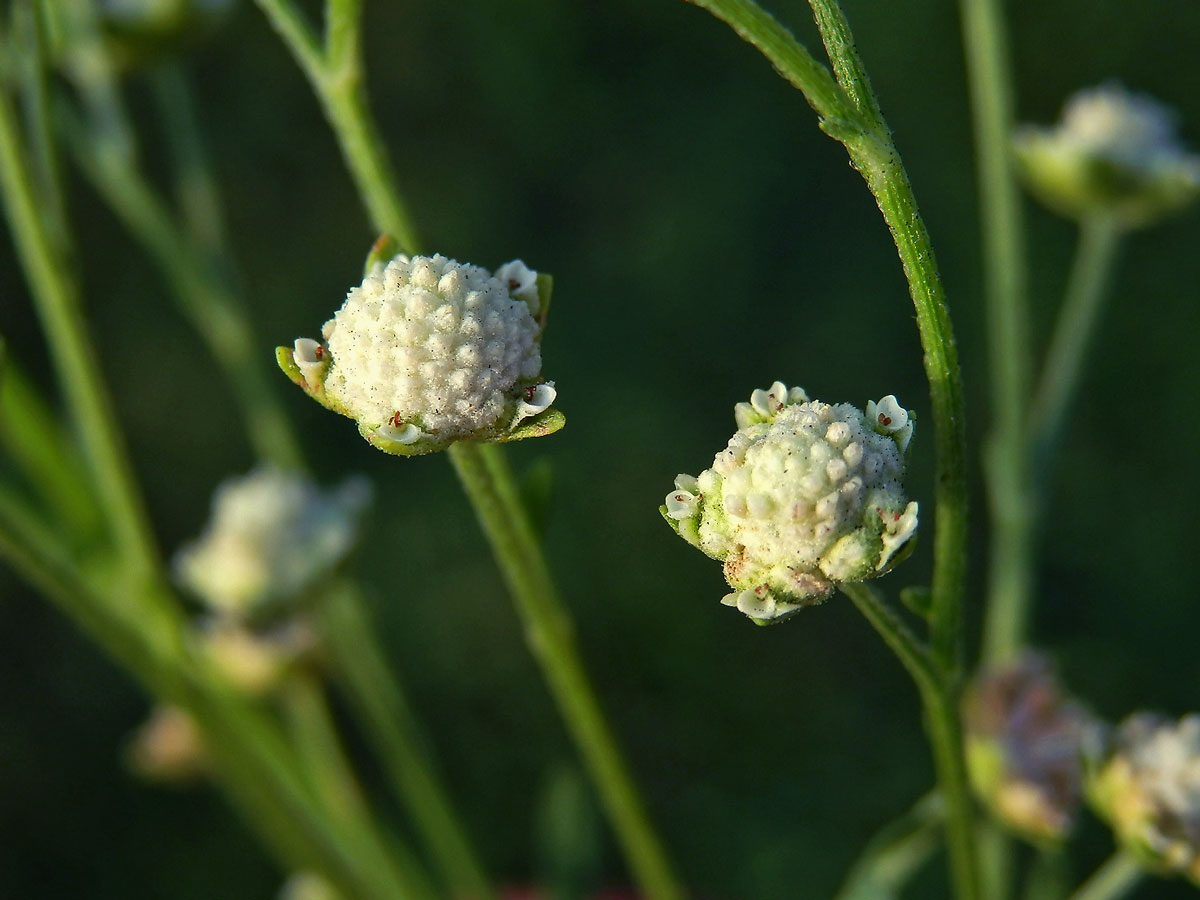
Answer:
[175,467,370,618]
[662,382,917,622]
[281,253,560,456]
[1015,83,1200,227]
[1089,713,1200,882]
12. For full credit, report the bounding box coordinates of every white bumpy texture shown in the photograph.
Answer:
[666,384,916,621]
[322,254,542,438]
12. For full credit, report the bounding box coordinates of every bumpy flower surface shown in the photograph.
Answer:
[964,653,1097,845]
[281,253,561,456]
[1015,84,1200,227]
[174,467,369,618]
[1089,713,1200,882]
[661,382,917,623]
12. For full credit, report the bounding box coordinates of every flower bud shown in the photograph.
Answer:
[198,618,320,695]
[174,467,370,619]
[1088,713,1200,883]
[278,251,563,456]
[126,705,206,783]
[661,382,917,623]
[1015,83,1200,228]
[963,653,1097,844]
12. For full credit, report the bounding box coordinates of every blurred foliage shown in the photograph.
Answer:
[2,0,1200,897]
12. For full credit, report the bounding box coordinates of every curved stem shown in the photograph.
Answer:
[1065,851,1143,900]
[689,3,975,897]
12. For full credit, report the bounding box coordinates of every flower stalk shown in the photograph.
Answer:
[252,2,687,897]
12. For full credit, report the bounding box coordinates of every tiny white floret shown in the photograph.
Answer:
[495,259,540,312]
[293,338,326,391]
[514,382,556,422]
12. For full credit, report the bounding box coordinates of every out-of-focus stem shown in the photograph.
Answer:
[322,583,493,900]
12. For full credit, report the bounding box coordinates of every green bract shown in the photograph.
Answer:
[278,248,563,457]
[661,382,918,624]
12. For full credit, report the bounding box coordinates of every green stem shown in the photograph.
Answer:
[282,673,439,900]
[252,0,421,253]
[1027,215,1123,490]
[0,355,103,541]
[451,443,686,900]
[1065,852,1143,900]
[958,0,1036,670]
[62,111,305,471]
[832,791,943,900]
[250,2,685,893]
[686,3,975,896]
[0,77,169,604]
[841,585,980,900]
[978,821,1014,900]
[321,583,493,900]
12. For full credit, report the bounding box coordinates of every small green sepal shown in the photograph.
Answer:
[364,233,401,276]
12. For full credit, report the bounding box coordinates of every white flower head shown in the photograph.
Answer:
[174,467,370,618]
[1088,713,1200,883]
[1015,83,1200,227]
[662,384,918,623]
[278,252,562,456]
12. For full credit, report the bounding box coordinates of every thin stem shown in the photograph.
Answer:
[0,81,169,602]
[451,443,687,900]
[958,0,1036,668]
[150,65,229,256]
[63,112,306,471]
[282,673,439,900]
[321,583,493,900]
[978,821,1014,900]
[251,0,326,86]
[833,791,943,900]
[805,0,885,129]
[251,3,685,893]
[685,0,861,126]
[840,584,938,696]
[1065,852,1143,900]
[253,0,421,253]
[841,584,980,900]
[686,3,975,896]
[0,356,102,541]
[1027,215,1123,489]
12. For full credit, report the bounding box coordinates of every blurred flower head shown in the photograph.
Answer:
[1088,713,1200,882]
[278,251,562,457]
[661,382,917,623]
[174,467,370,619]
[963,653,1097,844]
[1015,83,1200,227]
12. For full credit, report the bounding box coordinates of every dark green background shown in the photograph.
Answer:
[3,0,1200,897]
